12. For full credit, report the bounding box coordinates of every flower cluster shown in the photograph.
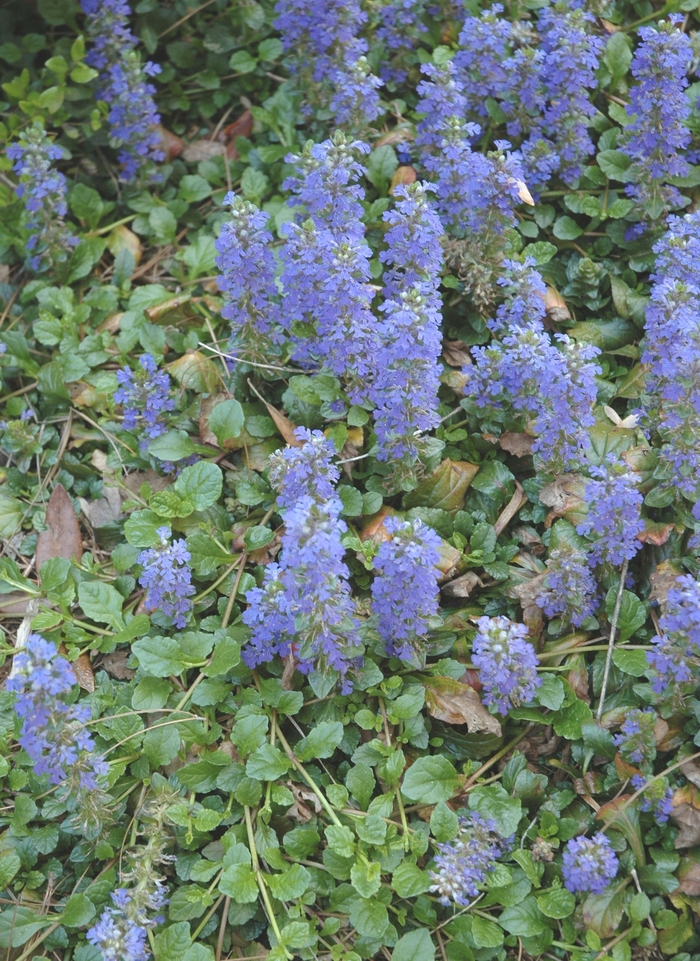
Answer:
[429,812,508,906]
[614,708,657,764]
[7,124,78,272]
[621,16,692,223]
[8,635,108,792]
[115,354,174,454]
[631,774,674,824]
[647,574,700,692]
[641,212,700,503]
[576,457,643,567]
[562,833,619,894]
[471,616,541,715]
[370,517,441,662]
[273,0,382,126]
[376,0,427,82]
[269,427,340,509]
[137,528,195,629]
[243,431,361,690]
[215,192,282,350]
[81,0,164,181]
[373,182,444,465]
[536,546,598,627]
[87,885,166,961]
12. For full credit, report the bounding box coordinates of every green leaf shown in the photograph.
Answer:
[536,674,565,711]
[537,887,575,919]
[258,37,283,61]
[0,855,21,888]
[606,588,646,641]
[391,860,431,897]
[124,510,163,548]
[60,893,96,928]
[246,744,292,781]
[350,860,382,898]
[603,32,632,89]
[69,183,105,230]
[403,459,479,514]
[392,929,435,961]
[430,801,459,842]
[149,207,177,243]
[629,891,651,922]
[471,916,504,948]
[231,715,269,757]
[0,494,23,539]
[148,431,196,462]
[0,907,49,947]
[348,898,389,939]
[582,885,626,939]
[243,525,274,551]
[154,921,193,961]
[208,399,245,444]
[365,145,398,193]
[132,636,188,676]
[178,175,213,203]
[469,784,522,836]
[611,648,648,677]
[499,897,549,937]
[174,462,222,511]
[401,756,460,804]
[144,724,181,766]
[77,581,125,631]
[597,150,633,182]
[552,216,582,240]
[346,763,375,810]
[338,485,363,516]
[241,167,269,204]
[267,863,311,900]
[296,721,344,761]
[229,50,257,73]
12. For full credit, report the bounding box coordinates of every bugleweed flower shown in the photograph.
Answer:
[268,427,340,509]
[465,321,600,474]
[371,517,441,661]
[7,124,78,272]
[137,527,194,629]
[377,0,427,82]
[373,183,444,463]
[472,615,541,715]
[455,4,515,121]
[87,885,166,961]
[524,4,602,187]
[115,354,174,454]
[576,457,643,566]
[429,812,508,907]
[273,0,382,126]
[280,219,380,403]
[536,546,598,627]
[631,775,674,824]
[284,133,369,238]
[641,213,700,501]
[647,574,700,692]
[215,192,282,348]
[489,259,548,333]
[562,833,619,895]
[614,708,657,765]
[7,635,108,791]
[243,437,361,690]
[81,0,164,181]
[621,15,692,221]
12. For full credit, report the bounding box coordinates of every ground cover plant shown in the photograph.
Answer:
[3,0,700,959]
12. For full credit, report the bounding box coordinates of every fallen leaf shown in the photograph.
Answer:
[106,224,142,265]
[246,380,302,447]
[509,571,548,608]
[222,109,253,159]
[673,785,700,849]
[442,339,471,368]
[441,368,470,395]
[181,140,226,163]
[374,128,413,148]
[145,295,193,323]
[424,676,502,736]
[36,484,82,573]
[286,782,321,823]
[123,469,172,496]
[494,480,527,536]
[539,474,588,528]
[514,525,546,555]
[566,652,590,703]
[442,571,482,598]
[58,643,95,693]
[78,484,122,528]
[154,124,185,160]
[649,561,683,609]
[390,165,417,195]
[541,285,571,326]
[499,432,534,458]
[678,854,700,896]
[0,593,36,616]
[403,459,480,515]
[680,757,700,789]
[637,521,675,546]
[100,650,136,681]
[509,178,534,205]
[522,603,543,636]
[360,507,462,582]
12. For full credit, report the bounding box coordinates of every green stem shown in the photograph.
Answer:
[87,214,137,237]
[192,559,241,603]
[244,806,293,960]
[394,785,411,851]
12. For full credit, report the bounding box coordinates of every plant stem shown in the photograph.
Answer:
[597,558,628,721]
[244,806,292,959]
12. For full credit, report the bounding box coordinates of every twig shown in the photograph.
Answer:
[158,0,219,38]
[596,557,628,721]
[198,341,308,374]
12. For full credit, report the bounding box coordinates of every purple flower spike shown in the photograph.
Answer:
[562,833,619,895]
[472,616,541,715]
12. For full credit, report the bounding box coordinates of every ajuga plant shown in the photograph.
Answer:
[7,124,77,272]
[114,354,174,455]
[81,0,164,181]
[429,812,509,906]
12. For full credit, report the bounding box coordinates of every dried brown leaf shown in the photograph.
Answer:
[494,480,527,536]
[36,484,82,573]
[390,165,417,195]
[58,643,95,693]
[539,474,588,528]
[106,224,142,265]
[541,285,571,326]
[424,677,502,736]
[181,140,226,163]
[403,458,480,515]
[442,571,482,598]
[649,561,683,610]
[222,109,253,159]
[637,521,674,546]
[499,432,534,458]
[154,124,185,160]
[678,854,700,896]
[672,785,700,849]
[100,651,136,681]
[442,339,471,368]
